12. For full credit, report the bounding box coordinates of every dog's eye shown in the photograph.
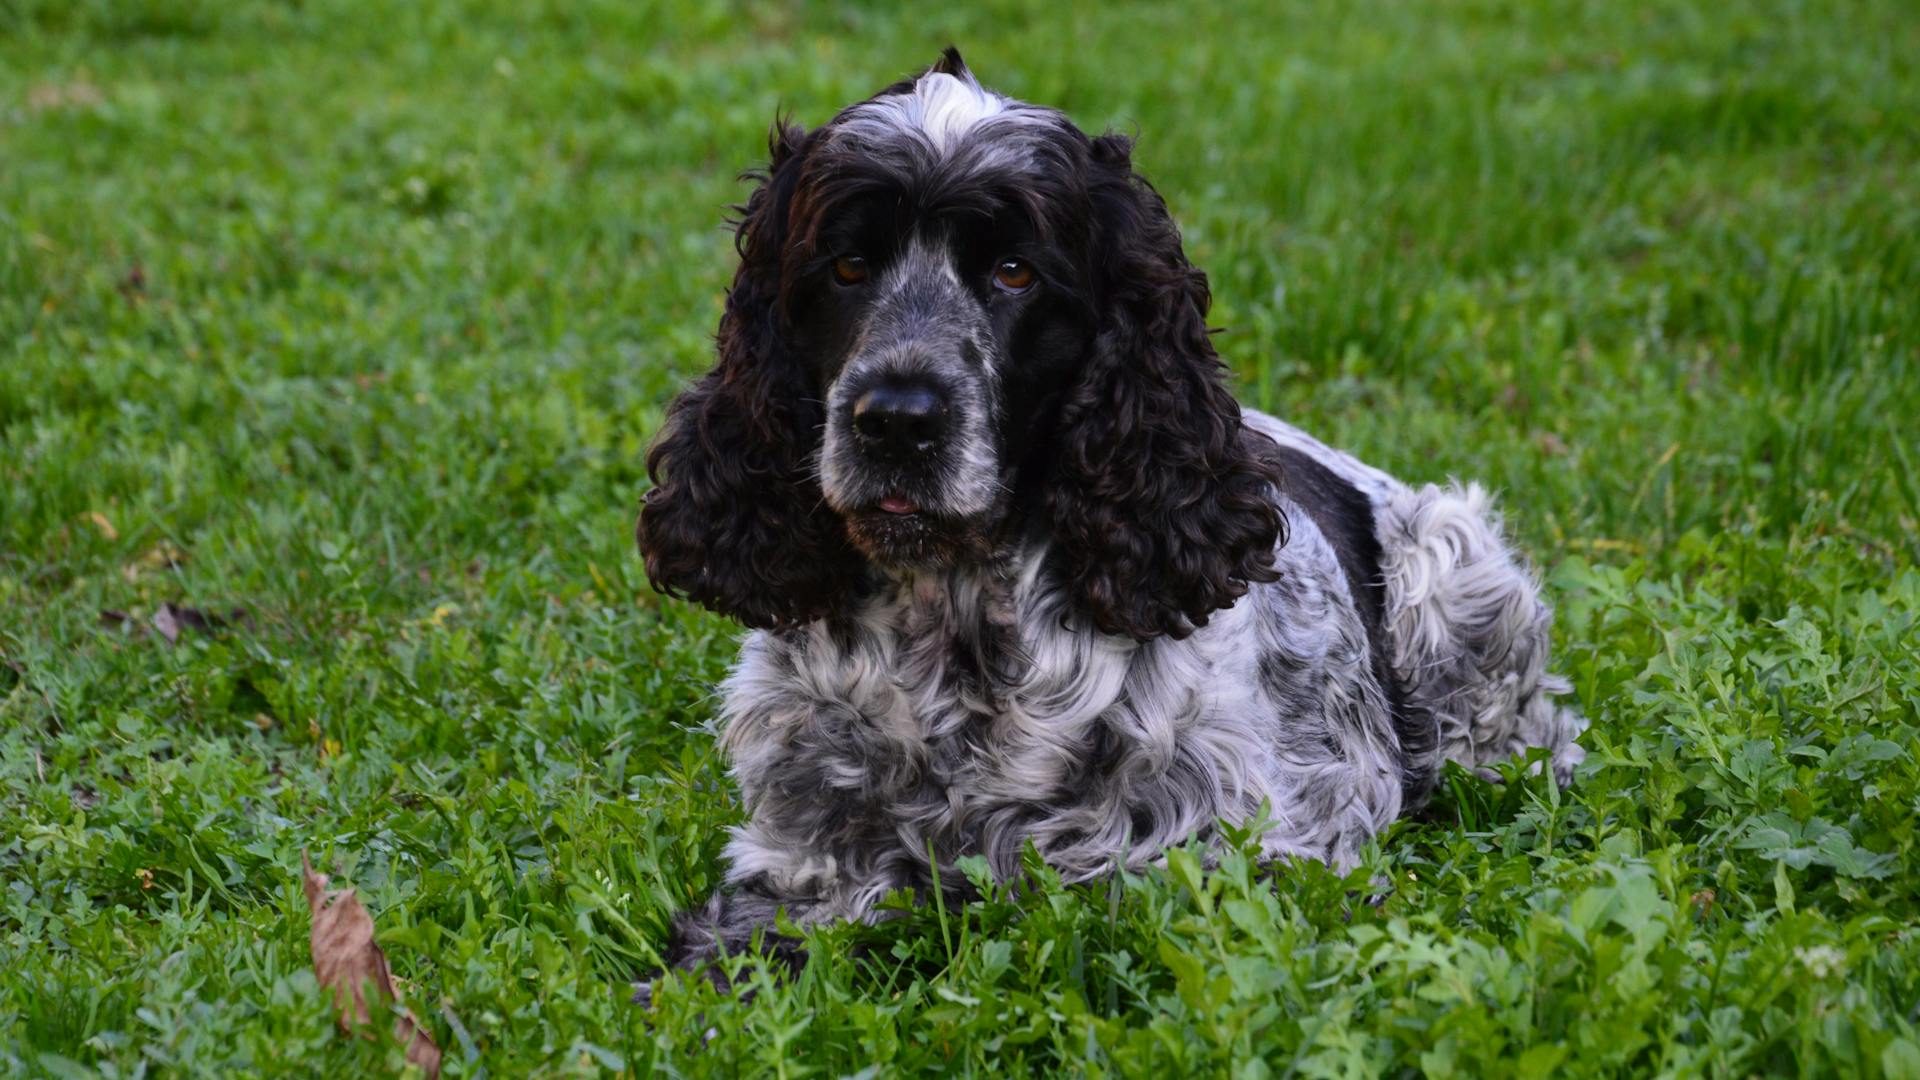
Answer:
[993,259,1036,295]
[832,255,869,285]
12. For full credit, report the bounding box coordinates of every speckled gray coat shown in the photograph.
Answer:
[663,414,1584,971]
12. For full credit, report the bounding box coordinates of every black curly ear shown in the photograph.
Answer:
[637,122,867,629]
[1047,134,1284,641]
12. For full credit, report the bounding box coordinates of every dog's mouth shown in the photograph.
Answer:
[842,493,987,567]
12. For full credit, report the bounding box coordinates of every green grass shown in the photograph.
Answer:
[3,0,1918,1074]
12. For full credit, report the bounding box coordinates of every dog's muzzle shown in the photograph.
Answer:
[816,239,1004,561]
[819,345,1000,566]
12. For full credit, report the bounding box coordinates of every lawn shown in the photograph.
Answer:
[3,0,1919,1075]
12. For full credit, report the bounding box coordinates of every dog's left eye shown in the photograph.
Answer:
[832,255,869,285]
[992,259,1036,295]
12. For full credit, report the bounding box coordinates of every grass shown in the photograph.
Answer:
[3,0,1918,1074]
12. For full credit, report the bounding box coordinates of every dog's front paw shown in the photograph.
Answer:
[630,888,814,1009]
[631,977,660,1008]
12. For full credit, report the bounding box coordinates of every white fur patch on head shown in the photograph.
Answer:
[898,71,1008,150]
[839,68,1022,155]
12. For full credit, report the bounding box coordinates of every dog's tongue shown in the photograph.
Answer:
[878,495,919,515]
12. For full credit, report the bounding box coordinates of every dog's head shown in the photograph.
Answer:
[639,49,1281,640]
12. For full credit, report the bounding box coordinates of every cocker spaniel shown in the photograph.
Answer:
[635,49,1585,989]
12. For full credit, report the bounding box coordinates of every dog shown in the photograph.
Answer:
[634,48,1584,991]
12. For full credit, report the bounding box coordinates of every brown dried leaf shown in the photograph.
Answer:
[149,602,252,645]
[302,852,442,1077]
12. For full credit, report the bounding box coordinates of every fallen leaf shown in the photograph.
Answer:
[150,602,252,645]
[152,605,182,645]
[302,852,442,1077]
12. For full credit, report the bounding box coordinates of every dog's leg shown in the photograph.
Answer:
[632,886,814,1007]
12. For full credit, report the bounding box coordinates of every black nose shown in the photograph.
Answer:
[852,383,949,460]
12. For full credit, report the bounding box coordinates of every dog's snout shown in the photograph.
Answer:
[852,383,949,460]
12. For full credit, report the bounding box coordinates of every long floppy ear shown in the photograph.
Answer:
[1047,134,1284,641]
[637,122,867,629]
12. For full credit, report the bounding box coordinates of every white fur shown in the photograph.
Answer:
[831,67,1058,178]
[841,71,1010,154]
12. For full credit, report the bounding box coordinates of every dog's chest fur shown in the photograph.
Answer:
[714,515,1404,913]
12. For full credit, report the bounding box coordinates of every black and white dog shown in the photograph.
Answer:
[636,49,1584,984]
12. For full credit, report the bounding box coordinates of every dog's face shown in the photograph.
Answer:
[639,50,1283,640]
[796,75,1097,567]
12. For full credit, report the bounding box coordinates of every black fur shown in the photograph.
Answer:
[1045,134,1284,641]
[636,123,870,630]
[1265,443,1431,806]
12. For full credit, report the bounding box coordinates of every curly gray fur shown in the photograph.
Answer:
[642,414,1584,991]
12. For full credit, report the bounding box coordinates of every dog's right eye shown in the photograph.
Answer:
[832,255,869,285]
[992,258,1036,294]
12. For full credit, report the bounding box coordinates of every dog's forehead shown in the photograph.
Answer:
[847,71,1011,151]
[829,68,1060,162]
